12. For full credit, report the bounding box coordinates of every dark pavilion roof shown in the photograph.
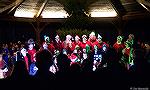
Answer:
[0,0,150,22]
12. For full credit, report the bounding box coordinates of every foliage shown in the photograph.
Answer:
[55,0,99,15]
[54,0,101,29]
[62,15,94,29]
[56,28,94,40]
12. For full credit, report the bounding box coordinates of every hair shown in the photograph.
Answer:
[35,50,53,69]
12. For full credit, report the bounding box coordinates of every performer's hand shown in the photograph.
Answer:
[122,49,125,54]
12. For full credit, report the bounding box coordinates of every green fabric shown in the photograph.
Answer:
[129,48,134,64]
[86,45,90,53]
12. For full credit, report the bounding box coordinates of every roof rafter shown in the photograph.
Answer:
[35,0,48,18]
[0,0,23,13]
[7,0,24,14]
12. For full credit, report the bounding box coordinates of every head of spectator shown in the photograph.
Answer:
[35,50,53,72]
[57,53,71,72]
[28,38,35,50]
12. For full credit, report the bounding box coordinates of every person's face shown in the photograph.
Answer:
[29,44,34,49]
[75,37,79,42]
[90,35,96,41]
[98,38,102,43]
[10,42,12,45]
[43,43,48,49]
[0,54,2,61]
[128,34,134,40]
[83,37,87,42]
[5,44,8,48]
[55,37,60,42]
[21,48,27,56]
[66,36,71,41]
[117,38,122,43]
[145,44,149,48]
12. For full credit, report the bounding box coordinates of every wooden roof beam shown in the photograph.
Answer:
[35,0,48,18]
[0,0,23,13]
[7,0,24,14]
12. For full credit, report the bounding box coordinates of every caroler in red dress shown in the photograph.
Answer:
[43,35,55,54]
[122,41,134,70]
[74,35,82,49]
[61,35,75,55]
[54,35,63,52]
[88,32,99,51]
[80,35,91,53]
[48,42,55,55]
[27,38,36,63]
[96,34,109,51]
[113,36,125,53]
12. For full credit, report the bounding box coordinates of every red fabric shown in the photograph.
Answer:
[90,40,99,51]
[24,56,29,71]
[70,42,76,51]
[97,42,109,49]
[69,53,77,62]
[74,41,82,47]
[0,60,5,69]
[48,43,55,54]
[28,49,36,62]
[62,41,67,49]
[62,41,75,53]
[72,41,82,50]
[80,41,91,49]
[113,43,125,53]
[54,41,62,51]
[124,48,131,56]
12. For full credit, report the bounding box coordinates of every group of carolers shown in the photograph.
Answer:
[17,32,135,75]
[18,32,110,73]
[113,34,135,70]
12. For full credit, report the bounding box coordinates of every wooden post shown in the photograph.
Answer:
[30,19,49,46]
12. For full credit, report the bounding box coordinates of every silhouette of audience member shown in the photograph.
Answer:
[57,53,71,72]
[55,53,71,80]
[49,53,72,90]
[34,49,55,80]
[95,48,129,88]
[81,53,93,72]
[9,60,30,80]
[129,49,150,86]
[70,63,81,80]
[70,63,81,73]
